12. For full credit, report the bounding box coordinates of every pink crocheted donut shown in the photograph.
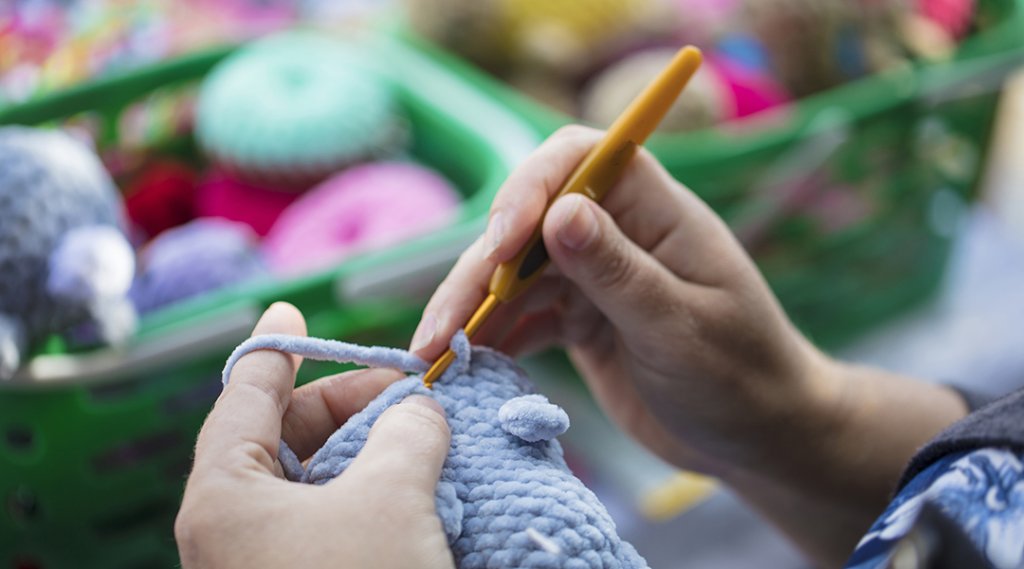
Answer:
[710,54,791,119]
[195,168,301,237]
[262,162,461,276]
[918,0,975,39]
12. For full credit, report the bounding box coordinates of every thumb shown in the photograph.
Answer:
[543,194,686,329]
[339,395,451,496]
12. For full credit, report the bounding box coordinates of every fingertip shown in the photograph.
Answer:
[402,394,446,420]
[389,396,451,450]
[484,206,534,264]
[254,301,307,337]
[483,210,508,262]
[340,394,451,490]
[544,194,600,253]
[410,312,438,355]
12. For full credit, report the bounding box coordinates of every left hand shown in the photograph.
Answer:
[175,302,455,569]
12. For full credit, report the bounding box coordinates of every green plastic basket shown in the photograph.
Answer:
[400,0,1024,347]
[0,35,539,569]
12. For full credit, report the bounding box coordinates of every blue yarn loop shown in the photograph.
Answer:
[221,333,431,385]
[219,330,649,568]
[221,332,455,480]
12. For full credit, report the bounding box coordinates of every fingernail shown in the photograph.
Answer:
[555,197,598,251]
[403,394,446,418]
[410,313,437,353]
[484,211,506,260]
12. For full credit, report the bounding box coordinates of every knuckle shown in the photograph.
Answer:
[591,237,636,291]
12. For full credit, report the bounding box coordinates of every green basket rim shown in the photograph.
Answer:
[393,0,1024,168]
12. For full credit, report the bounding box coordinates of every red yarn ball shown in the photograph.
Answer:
[124,159,198,239]
[195,168,302,236]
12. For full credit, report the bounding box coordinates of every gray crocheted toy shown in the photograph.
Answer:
[0,126,136,378]
[222,331,649,568]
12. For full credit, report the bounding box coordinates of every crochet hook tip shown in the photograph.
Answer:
[423,349,455,389]
[422,294,501,388]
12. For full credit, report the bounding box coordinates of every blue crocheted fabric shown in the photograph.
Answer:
[0,126,136,378]
[223,331,649,568]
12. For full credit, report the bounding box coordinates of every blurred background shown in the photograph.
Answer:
[1,0,1024,567]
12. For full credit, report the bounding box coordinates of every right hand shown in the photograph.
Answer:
[409,126,836,477]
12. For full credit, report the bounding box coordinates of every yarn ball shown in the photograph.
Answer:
[124,158,198,239]
[669,0,743,43]
[917,0,975,39]
[580,48,735,133]
[0,126,135,377]
[744,0,852,97]
[405,0,671,78]
[130,218,267,315]
[195,168,302,237]
[743,0,915,96]
[222,331,649,568]
[262,162,461,276]
[195,31,400,190]
[711,53,791,118]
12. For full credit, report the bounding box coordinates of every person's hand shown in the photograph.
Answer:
[176,302,455,569]
[410,125,829,477]
[409,126,968,567]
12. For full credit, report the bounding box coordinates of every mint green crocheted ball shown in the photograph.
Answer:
[196,32,399,188]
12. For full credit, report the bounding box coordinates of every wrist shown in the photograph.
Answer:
[718,347,969,510]
[712,341,849,489]
[687,290,853,486]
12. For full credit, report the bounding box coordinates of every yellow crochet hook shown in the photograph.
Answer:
[423,46,703,388]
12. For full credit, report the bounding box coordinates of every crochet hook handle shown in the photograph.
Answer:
[491,46,703,302]
[423,46,703,387]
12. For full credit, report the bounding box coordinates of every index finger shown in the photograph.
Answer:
[484,125,604,264]
[192,302,306,474]
[408,127,602,360]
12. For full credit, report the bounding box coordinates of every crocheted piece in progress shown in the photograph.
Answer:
[222,332,649,568]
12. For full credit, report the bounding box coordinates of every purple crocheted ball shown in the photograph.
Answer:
[130,218,267,314]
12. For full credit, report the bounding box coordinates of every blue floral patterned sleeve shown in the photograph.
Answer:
[845,447,1024,569]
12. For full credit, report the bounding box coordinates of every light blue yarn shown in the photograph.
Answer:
[222,331,649,568]
[498,394,570,443]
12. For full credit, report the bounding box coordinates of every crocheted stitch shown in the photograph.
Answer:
[222,331,648,568]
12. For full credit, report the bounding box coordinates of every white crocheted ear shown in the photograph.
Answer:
[498,395,570,443]
[0,313,25,379]
[47,225,134,304]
